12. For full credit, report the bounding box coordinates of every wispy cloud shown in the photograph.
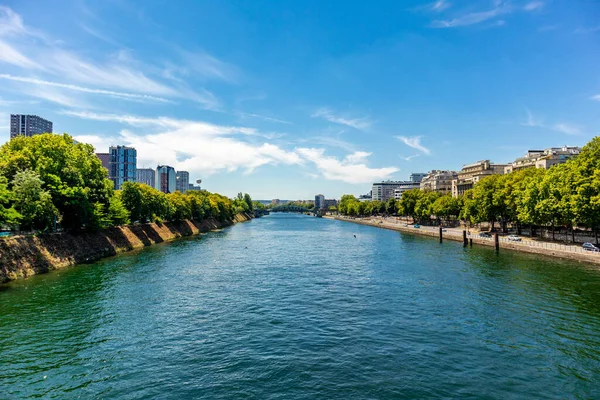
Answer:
[591,95,600,102]
[400,154,420,161]
[524,2,544,11]
[574,26,600,34]
[312,108,371,130]
[238,112,292,124]
[521,108,543,127]
[431,0,451,12]
[0,74,172,103]
[296,148,398,184]
[0,6,227,110]
[430,5,509,28]
[395,136,431,155]
[553,123,582,136]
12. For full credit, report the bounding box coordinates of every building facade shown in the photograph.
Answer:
[504,146,581,174]
[451,160,509,197]
[323,199,338,209]
[156,165,176,194]
[175,171,190,193]
[315,194,325,210]
[420,170,458,195]
[95,153,110,172]
[10,114,53,139]
[136,168,155,187]
[374,173,426,202]
[187,183,202,192]
[109,146,137,190]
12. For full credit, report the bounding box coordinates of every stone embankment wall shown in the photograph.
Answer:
[0,213,252,284]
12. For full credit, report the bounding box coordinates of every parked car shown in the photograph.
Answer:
[479,232,492,238]
[508,235,522,242]
[414,224,420,229]
[582,242,600,252]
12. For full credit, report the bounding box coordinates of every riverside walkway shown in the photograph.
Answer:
[327,215,600,266]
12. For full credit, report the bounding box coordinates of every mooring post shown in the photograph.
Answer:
[463,230,468,247]
[469,238,473,246]
[439,226,443,243]
[494,233,499,251]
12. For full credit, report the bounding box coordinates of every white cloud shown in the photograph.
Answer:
[591,95,600,101]
[296,148,398,184]
[69,110,396,184]
[312,108,371,130]
[553,123,581,136]
[524,2,544,11]
[395,136,431,155]
[0,6,225,110]
[0,74,172,103]
[431,0,451,12]
[400,154,420,161]
[238,112,292,124]
[431,6,508,28]
[521,108,543,127]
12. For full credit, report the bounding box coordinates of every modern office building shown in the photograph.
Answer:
[175,171,190,193]
[315,194,325,210]
[504,146,581,174]
[10,114,53,139]
[136,168,156,187]
[451,160,509,197]
[187,183,202,192]
[95,153,110,171]
[109,146,137,190]
[156,165,176,194]
[373,173,426,202]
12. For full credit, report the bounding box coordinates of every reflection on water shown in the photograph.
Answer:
[1,213,600,399]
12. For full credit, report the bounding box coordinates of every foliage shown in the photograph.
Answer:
[11,170,57,231]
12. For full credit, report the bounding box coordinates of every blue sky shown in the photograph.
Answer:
[0,0,599,199]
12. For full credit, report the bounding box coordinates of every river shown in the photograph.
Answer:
[1,213,600,399]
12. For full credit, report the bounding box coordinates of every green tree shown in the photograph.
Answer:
[398,189,422,222]
[167,191,192,222]
[0,134,112,230]
[0,176,20,228]
[11,170,57,231]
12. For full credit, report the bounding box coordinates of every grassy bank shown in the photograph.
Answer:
[0,213,252,284]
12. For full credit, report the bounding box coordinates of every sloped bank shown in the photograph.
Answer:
[0,213,252,284]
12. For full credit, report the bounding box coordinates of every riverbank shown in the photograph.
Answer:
[0,213,252,284]
[326,215,600,266]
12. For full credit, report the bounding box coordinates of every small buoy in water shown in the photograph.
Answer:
[353,234,356,238]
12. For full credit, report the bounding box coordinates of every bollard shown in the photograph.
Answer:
[463,230,468,247]
[469,238,473,247]
[439,226,443,243]
[494,233,499,251]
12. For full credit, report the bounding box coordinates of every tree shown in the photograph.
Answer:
[0,134,112,230]
[385,197,397,215]
[0,176,20,228]
[399,189,422,221]
[431,195,462,225]
[11,170,57,231]
[167,191,192,222]
[243,193,254,212]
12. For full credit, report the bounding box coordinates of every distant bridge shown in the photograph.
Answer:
[268,204,314,213]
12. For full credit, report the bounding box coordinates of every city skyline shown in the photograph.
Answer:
[0,1,598,199]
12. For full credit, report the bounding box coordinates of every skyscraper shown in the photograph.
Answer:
[109,146,137,190]
[10,114,53,139]
[156,165,176,194]
[95,153,110,171]
[136,168,155,187]
[176,171,190,193]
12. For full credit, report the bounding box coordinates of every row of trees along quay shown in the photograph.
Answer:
[336,136,600,244]
[0,133,257,233]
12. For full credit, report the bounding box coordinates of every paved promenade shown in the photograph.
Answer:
[326,215,600,267]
